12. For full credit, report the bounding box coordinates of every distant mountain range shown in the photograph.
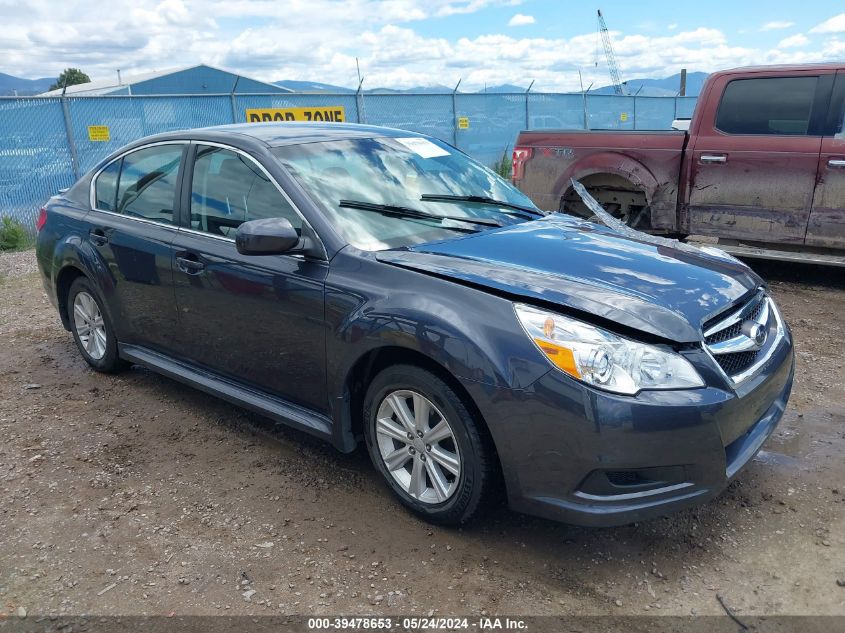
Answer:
[592,72,708,97]
[274,74,708,96]
[1,71,707,97]
[0,72,54,96]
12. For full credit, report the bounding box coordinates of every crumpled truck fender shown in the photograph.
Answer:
[553,151,660,207]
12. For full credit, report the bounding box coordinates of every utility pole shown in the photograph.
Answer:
[452,78,462,146]
[355,57,366,124]
[679,68,687,97]
[117,69,122,85]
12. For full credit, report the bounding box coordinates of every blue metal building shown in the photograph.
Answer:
[40,64,292,96]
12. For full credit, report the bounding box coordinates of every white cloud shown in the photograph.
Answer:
[778,33,809,48]
[667,23,678,31]
[810,13,845,34]
[508,13,535,27]
[435,0,522,18]
[2,1,843,93]
[760,21,794,31]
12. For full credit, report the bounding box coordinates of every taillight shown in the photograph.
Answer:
[512,147,533,182]
[36,207,47,232]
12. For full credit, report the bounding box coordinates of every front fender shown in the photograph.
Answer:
[327,258,549,392]
[323,250,551,448]
[554,151,660,203]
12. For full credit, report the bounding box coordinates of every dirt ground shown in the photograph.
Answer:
[1,249,843,619]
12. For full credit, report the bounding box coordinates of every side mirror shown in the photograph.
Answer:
[235,218,300,255]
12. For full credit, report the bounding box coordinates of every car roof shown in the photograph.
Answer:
[144,122,427,148]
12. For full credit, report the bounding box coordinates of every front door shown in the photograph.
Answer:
[87,142,185,351]
[807,71,845,249]
[686,74,828,245]
[170,143,329,412]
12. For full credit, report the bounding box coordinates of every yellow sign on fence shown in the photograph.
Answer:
[245,107,346,123]
[620,112,628,122]
[87,125,110,142]
[457,116,470,129]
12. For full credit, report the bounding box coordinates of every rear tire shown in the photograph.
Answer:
[363,364,496,526]
[67,277,127,373]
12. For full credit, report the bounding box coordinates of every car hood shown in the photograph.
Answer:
[375,216,762,343]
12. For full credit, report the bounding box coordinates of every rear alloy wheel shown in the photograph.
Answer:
[73,291,107,360]
[67,277,126,373]
[364,365,497,525]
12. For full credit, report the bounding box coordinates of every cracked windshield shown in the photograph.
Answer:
[274,136,540,250]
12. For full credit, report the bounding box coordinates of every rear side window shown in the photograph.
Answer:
[113,145,183,224]
[715,76,818,135]
[189,145,301,237]
[94,159,121,211]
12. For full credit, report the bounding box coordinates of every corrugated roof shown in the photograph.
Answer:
[40,64,291,96]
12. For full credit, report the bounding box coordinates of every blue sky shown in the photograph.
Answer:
[411,1,843,43]
[3,0,845,90]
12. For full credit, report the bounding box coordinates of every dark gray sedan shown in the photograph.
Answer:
[35,123,794,526]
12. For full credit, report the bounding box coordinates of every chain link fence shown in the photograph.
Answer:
[0,92,698,228]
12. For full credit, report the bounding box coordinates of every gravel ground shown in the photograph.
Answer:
[0,249,843,618]
[0,248,38,280]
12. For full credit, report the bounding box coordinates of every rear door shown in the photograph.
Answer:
[807,71,845,248]
[686,73,832,244]
[169,143,329,412]
[88,142,185,351]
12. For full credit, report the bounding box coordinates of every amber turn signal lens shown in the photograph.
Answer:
[534,338,581,378]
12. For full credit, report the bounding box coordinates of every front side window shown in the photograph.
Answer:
[114,145,183,223]
[190,145,301,237]
[715,76,818,136]
[273,136,539,250]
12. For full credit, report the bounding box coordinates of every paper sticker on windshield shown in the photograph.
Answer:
[396,137,450,158]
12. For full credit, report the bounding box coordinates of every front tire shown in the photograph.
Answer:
[363,365,496,525]
[67,277,126,373]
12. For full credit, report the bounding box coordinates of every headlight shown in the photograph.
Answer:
[514,303,704,395]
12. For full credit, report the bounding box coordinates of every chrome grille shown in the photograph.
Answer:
[714,350,758,376]
[703,292,782,383]
[704,299,765,346]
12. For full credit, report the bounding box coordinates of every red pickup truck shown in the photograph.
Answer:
[512,63,845,264]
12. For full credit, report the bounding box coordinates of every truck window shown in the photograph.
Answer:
[715,76,818,136]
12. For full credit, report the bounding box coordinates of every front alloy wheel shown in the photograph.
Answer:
[375,390,462,504]
[363,365,497,525]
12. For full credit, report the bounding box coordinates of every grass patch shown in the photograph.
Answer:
[0,217,32,251]
[490,146,512,180]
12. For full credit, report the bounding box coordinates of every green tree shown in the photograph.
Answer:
[49,68,90,92]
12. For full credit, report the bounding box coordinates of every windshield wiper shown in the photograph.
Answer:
[339,200,503,230]
[420,194,545,218]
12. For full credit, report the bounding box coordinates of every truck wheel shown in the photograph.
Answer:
[363,365,497,525]
[562,176,651,230]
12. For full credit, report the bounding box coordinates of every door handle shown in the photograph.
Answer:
[828,159,845,168]
[175,254,205,275]
[700,154,727,164]
[89,228,108,246]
